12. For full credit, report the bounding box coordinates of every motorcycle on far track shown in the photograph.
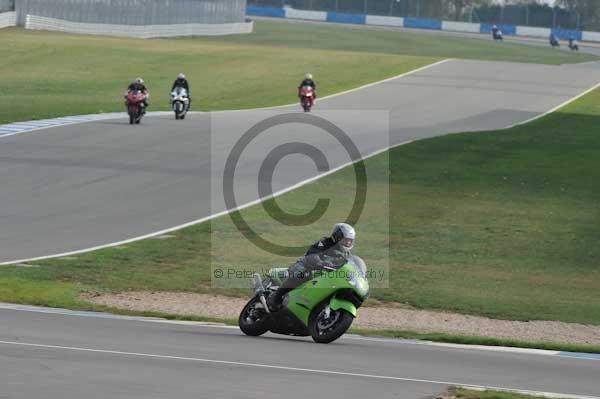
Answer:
[171,87,190,120]
[125,90,146,125]
[239,255,370,344]
[299,85,315,112]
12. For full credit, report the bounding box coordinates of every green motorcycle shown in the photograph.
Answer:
[238,255,369,343]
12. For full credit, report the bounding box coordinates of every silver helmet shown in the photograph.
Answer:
[331,223,356,250]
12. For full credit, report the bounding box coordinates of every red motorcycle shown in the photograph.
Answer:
[299,85,315,112]
[125,90,147,124]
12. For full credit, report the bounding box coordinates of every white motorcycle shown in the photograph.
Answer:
[171,87,190,120]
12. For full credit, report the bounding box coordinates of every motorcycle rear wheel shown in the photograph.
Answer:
[239,297,271,336]
[309,301,354,344]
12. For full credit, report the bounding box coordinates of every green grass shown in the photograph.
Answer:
[0,27,435,124]
[203,20,597,65]
[349,328,600,354]
[1,86,599,328]
[0,19,595,124]
[1,19,599,342]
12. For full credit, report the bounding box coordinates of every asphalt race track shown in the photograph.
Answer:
[1,306,599,399]
[2,59,600,264]
[2,48,600,399]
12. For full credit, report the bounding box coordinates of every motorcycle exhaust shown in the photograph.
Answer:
[252,273,270,314]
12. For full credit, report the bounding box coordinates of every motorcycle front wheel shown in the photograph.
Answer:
[239,297,271,336]
[309,301,354,344]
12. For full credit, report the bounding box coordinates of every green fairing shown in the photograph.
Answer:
[282,262,369,325]
[329,297,357,317]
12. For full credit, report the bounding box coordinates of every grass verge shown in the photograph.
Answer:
[450,387,573,399]
[5,84,598,327]
[1,19,599,348]
[1,19,595,124]
[8,298,599,354]
[203,19,597,65]
[348,328,600,354]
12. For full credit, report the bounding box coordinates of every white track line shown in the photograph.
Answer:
[0,59,452,140]
[2,303,600,361]
[0,139,412,266]
[506,80,600,128]
[0,61,456,265]
[1,62,599,266]
[209,58,453,113]
[0,339,597,399]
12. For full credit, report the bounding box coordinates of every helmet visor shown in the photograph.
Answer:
[340,237,354,250]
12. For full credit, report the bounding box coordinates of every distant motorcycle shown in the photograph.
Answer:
[299,85,315,112]
[493,30,503,41]
[171,87,190,120]
[125,90,146,125]
[550,35,560,48]
[569,39,579,51]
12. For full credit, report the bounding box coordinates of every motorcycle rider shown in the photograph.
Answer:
[492,25,501,40]
[568,36,579,51]
[266,223,356,311]
[549,32,559,47]
[171,73,191,104]
[126,77,149,113]
[298,73,317,100]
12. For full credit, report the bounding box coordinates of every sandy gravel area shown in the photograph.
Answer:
[82,291,600,346]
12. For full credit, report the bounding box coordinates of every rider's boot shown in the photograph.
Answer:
[266,287,291,312]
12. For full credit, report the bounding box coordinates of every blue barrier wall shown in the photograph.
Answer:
[552,28,582,41]
[245,6,592,42]
[326,12,365,25]
[246,6,285,18]
[480,23,517,35]
[404,17,442,30]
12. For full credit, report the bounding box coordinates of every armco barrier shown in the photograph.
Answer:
[441,21,480,33]
[552,28,582,41]
[365,15,403,27]
[0,11,16,28]
[25,14,254,38]
[246,6,285,18]
[583,31,600,42]
[404,17,441,30]
[284,7,326,22]
[480,23,516,35]
[516,26,551,38]
[326,12,365,25]
[248,6,600,43]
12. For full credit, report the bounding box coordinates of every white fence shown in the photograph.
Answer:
[284,7,326,21]
[25,14,254,38]
[365,15,403,27]
[516,26,551,39]
[0,11,16,28]
[583,31,600,42]
[441,21,480,33]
